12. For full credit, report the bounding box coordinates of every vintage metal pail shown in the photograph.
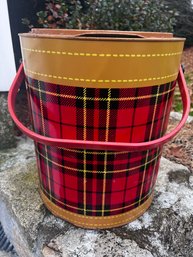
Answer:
[8,29,190,229]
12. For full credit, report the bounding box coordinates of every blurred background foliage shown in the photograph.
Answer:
[164,0,193,47]
[22,0,193,115]
[22,0,176,32]
[23,0,193,46]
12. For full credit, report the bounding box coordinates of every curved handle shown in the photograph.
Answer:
[8,64,190,152]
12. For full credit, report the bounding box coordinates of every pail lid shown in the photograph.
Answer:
[19,29,185,88]
[20,29,185,42]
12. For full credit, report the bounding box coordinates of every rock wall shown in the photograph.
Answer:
[0,93,16,150]
[0,139,193,257]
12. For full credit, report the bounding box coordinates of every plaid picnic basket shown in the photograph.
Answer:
[8,29,190,229]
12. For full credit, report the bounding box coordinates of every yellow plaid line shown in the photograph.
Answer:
[27,82,175,101]
[40,183,152,213]
[36,148,161,174]
[38,81,52,200]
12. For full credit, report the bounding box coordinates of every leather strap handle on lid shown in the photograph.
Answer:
[74,31,145,39]
[8,64,190,152]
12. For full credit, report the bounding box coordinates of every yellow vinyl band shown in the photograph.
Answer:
[20,37,184,88]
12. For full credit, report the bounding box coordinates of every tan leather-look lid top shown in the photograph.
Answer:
[19,29,185,42]
[19,29,185,88]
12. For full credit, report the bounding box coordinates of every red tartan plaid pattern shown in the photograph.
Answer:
[36,143,162,216]
[26,76,175,216]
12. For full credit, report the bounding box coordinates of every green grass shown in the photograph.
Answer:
[185,74,193,84]
[173,95,183,112]
[172,71,193,116]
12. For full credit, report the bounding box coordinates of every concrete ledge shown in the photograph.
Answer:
[0,252,12,257]
[0,139,193,257]
[0,93,17,150]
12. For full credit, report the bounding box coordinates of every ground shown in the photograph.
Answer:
[163,119,193,171]
[1,139,193,257]
[173,46,193,115]
[182,46,193,74]
[163,46,193,171]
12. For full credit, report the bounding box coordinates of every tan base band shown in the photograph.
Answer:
[40,190,153,229]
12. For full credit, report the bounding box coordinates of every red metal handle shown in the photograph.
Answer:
[8,64,190,152]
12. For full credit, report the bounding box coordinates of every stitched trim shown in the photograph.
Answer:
[22,47,182,58]
[26,69,178,84]
[40,190,153,228]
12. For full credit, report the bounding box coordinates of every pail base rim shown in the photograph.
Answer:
[40,190,153,229]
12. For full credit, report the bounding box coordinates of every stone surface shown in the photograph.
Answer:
[170,111,193,123]
[0,138,35,173]
[0,93,17,150]
[0,139,193,257]
[42,230,154,257]
[0,252,12,257]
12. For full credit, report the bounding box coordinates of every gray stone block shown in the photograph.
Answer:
[0,139,193,257]
[0,252,12,257]
[170,111,193,123]
[0,93,17,150]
